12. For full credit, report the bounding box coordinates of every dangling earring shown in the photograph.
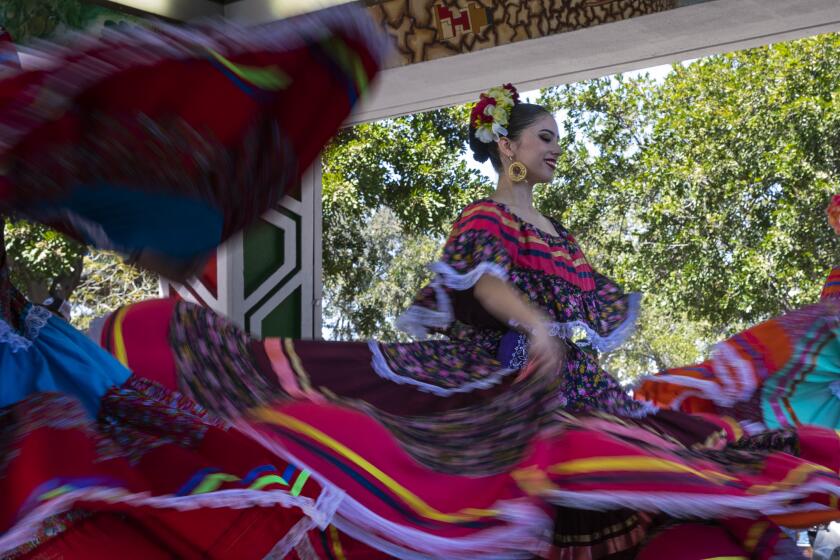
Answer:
[507,155,527,183]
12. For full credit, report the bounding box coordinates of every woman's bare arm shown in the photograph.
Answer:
[473,274,565,381]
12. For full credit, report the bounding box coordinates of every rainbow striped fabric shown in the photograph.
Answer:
[637,267,840,432]
[822,266,840,300]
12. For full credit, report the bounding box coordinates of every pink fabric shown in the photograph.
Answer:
[116,298,179,390]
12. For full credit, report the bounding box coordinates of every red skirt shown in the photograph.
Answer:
[1,378,343,559]
[79,297,840,558]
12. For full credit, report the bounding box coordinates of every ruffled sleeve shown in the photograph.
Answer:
[396,202,514,337]
[561,272,640,352]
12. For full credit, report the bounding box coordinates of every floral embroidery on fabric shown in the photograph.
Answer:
[0,393,103,473]
[0,314,33,353]
[729,429,800,455]
[3,510,92,559]
[442,228,513,278]
[169,301,283,418]
[355,371,563,474]
[23,305,52,341]
[365,342,651,473]
[98,375,224,464]
[553,346,649,417]
[370,333,514,395]
[509,334,529,370]
[383,199,643,418]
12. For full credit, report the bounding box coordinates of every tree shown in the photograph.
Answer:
[3,220,158,329]
[4,221,85,305]
[535,33,840,377]
[71,251,159,330]
[322,207,441,340]
[0,0,133,43]
[5,26,838,381]
[600,302,713,384]
[321,107,492,340]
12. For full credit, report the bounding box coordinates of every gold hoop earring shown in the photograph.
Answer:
[507,158,527,183]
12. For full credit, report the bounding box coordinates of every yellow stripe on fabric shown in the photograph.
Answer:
[111,306,131,367]
[40,485,74,501]
[249,408,499,522]
[458,204,588,264]
[207,48,291,90]
[564,256,589,268]
[283,339,316,394]
[547,456,738,484]
[458,203,522,233]
[720,416,744,441]
[328,525,347,560]
[743,521,768,552]
[512,465,556,495]
[320,36,368,93]
[460,204,553,243]
[746,462,833,495]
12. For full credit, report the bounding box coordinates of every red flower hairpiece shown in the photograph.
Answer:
[471,94,496,127]
[502,83,520,104]
[470,84,520,144]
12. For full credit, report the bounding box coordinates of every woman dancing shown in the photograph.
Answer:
[91,84,840,558]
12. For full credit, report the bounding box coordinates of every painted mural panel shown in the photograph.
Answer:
[366,0,713,66]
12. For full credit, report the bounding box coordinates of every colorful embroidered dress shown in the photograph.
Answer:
[94,200,840,559]
[385,198,643,416]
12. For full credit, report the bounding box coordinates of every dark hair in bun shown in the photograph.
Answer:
[469,103,551,172]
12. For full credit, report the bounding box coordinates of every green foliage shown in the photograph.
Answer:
[4,221,158,329]
[323,207,441,340]
[4,221,85,304]
[601,302,714,384]
[4,220,157,329]
[4,27,838,379]
[0,0,124,41]
[532,33,840,376]
[321,107,492,339]
[72,251,159,330]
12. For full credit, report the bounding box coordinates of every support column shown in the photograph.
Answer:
[161,159,322,339]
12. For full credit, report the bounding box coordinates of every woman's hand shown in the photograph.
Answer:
[516,325,566,382]
[472,274,567,382]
